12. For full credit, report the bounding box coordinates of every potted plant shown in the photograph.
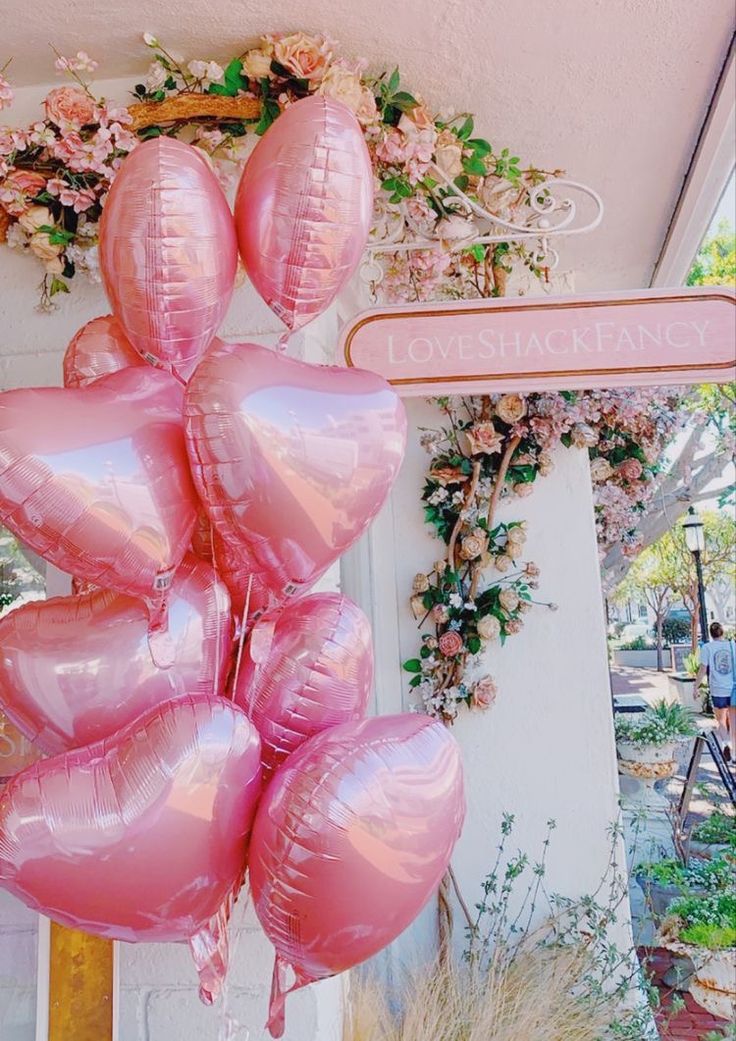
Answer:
[668,651,701,711]
[660,892,736,1021]
[615,700,697,811]
[635,855,731,919]
[612,634,661,669]
[690,811,736,860]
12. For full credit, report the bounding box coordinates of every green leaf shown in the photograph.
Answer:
[468,137,492,156]
[49,277,69,297]
[409,675,423,688]
[466,243,486,262]
[38,225,75,245]
[453,175,469,192]
[420,645,431,658]
[463,156,488,177]
[403,659,422,673]
[467,636,481,654]
[139,126,163,139]
[254,97,280,136]
[391,91,417,113]
[387,67,400,95]
[457,116,474,140]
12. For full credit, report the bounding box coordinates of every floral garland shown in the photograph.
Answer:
[0,32,683,721]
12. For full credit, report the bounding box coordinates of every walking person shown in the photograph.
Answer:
[695,621,736,761]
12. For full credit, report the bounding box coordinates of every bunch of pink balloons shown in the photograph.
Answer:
[0,98,464,1036]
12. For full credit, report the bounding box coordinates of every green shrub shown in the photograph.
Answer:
[618,635,654,651]
[638,854,733,891]
[662,615,691,645]
[668,892,736,949]
[692,811,736,848]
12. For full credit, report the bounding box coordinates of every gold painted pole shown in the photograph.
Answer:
[48,923,114,1041]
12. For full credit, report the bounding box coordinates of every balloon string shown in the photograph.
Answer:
[231,574,254,697]
[277,332,289,353]
[210,520,222,699]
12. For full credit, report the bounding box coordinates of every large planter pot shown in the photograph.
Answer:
[661,938,736,1021]
[668,673,699,712]
[635,875,708,920]
[612,649,662,668]
[617,739,678,812]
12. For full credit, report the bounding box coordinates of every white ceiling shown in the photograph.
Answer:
[1,0,734,291]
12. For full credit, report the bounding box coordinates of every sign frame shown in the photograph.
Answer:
[340,286,736,395]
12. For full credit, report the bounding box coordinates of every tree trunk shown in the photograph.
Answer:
[656,616,664,671]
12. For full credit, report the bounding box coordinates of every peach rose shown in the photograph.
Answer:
[430,465,469,485]
[494,554,512,573]
[495,394,527,425]
[472,676,497,709]
[0,170,46,216]
[319,62,377,125]
[410,595,426,620]
[412,572,430,594]
[273,32,331,81]
[438,630,464,657]
[436,214,476,246]
[499,588,519,613]
[571,423,598,448]
[590,457,614,482]
[538,451,555,476]
[29,229,63,263]
[17,204,52,233]
[434,128,464,180]
[477,615,501,641]
[44,86,96,128]
[479,176,518,216]
[242,49,274,80]
[460,531,487,561]
[466,421,503,455]
[506,618,523,634]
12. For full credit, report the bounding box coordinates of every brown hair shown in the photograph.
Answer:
[710,621,724,639]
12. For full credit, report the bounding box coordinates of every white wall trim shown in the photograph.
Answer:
[651,39,735,287]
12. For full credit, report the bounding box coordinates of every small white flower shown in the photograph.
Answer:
[187,60,224,87]
[449,593,463,609]
[143,32,159,47]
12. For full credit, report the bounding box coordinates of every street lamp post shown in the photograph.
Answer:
[682,506,708,643]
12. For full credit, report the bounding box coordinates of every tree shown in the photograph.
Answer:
[613,544,673,670]
[603,220,736,586]
[615,511,736,655]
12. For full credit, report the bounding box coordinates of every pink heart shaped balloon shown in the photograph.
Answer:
[100,138,237,379]
[0,367,198,602]
[0,695,262,945]
[234,95,373,333]
[185,339,406,615]
[63,314,145,389]
[249,714,465,1037]
[234,593,372,778]
[0,555,232,755]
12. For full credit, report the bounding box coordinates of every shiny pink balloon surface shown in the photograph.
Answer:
[0,695,262,943]
[234,95,373,332]
[234,593,372,778]
[0,555,232,755]
[63,314,145,388]
[0,367,198,601]
[249,714,465,1037]
[185,339,406,616]
[100,138,237,379]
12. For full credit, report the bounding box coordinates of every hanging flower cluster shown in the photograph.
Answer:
[407,388,681,721]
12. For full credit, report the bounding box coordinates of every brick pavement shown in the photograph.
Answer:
[642,947,733,1040]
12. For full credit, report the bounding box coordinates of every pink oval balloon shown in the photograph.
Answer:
[63,314,145,388]
[0,694,262,945]
[185,339,406,616]
[234,95,373,332]
[100,138,238,379]
[0,367,198,602]
[0,555,233,755]
[249,714,465,1037]
[234,593,372,778]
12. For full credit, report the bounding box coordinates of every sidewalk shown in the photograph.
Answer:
[611,665,675,704]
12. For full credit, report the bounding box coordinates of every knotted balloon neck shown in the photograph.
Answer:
[146,589,175,669]
[276,332,290,353]
[267,955,319,1039]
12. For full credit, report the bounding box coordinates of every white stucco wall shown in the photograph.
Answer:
[342,399,632,971]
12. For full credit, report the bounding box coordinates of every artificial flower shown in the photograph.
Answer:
[434,128,463,179]
[44,86,96,128]
[477,615,501,641]
[412,572,430,594]
[499,589,520,613]
[466,421,504,455]
[272,31,332,81]
[438,630,464,657]
[472,675,497,709]
[496,394,527,425]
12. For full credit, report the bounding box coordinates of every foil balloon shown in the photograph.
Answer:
[0,367,198,604]
[0,695,262,952]
[234,95,373,333]
[249,714,465,1037]
[99,137,238,379]
[234,593,373,778]
[185,339,406,615]
[63,314,145,388]
[0,555,233,755]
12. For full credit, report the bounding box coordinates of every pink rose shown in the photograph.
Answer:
[45,86,97,128]
[434,128,464,179]
[0,74,13,112]
[0,170,46,216]
[438,630,464,657]
[272,32,331,82]
[466,421,504,455]
[617,458,644,481]
[472,676,497,709]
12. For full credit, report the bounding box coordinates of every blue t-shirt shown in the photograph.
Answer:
[699,639,736,695]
